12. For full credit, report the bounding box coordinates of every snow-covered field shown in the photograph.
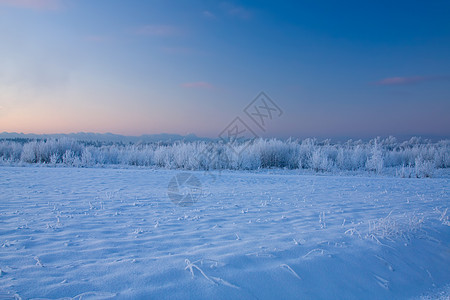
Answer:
[0,166,449,299]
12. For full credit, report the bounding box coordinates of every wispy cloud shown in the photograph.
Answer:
[373,75,448,86]
[221,2,252,20]
[133,25,182,37]
[202,10,216,19]
[85,35,110,43]
[161,47,195,55]
[181,82,213,89]
[0,0,62,11]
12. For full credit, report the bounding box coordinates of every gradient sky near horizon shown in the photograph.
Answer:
[0,0,449,139]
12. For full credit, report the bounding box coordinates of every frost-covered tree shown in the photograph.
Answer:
[366,138,384,173]
[0,136,448,175]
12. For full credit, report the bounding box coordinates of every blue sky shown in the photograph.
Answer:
[0,0,449,139]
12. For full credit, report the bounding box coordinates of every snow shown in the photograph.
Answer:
[0,166,449,299]
[1,137,449,177]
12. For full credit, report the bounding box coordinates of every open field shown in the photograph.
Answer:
[0,166,449,299]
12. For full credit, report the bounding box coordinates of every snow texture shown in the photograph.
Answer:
[0,166,449,299]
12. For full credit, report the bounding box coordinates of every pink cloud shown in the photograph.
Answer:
[181,82,213,89]
[134,25,181,37]
[374,76,427,86]
[373,75,448,86]
[0,0,62,10]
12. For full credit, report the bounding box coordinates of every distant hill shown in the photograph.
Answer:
[1,132,447,144]
[0,132,211,143]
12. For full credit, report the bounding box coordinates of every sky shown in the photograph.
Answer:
[0,0,449,140]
